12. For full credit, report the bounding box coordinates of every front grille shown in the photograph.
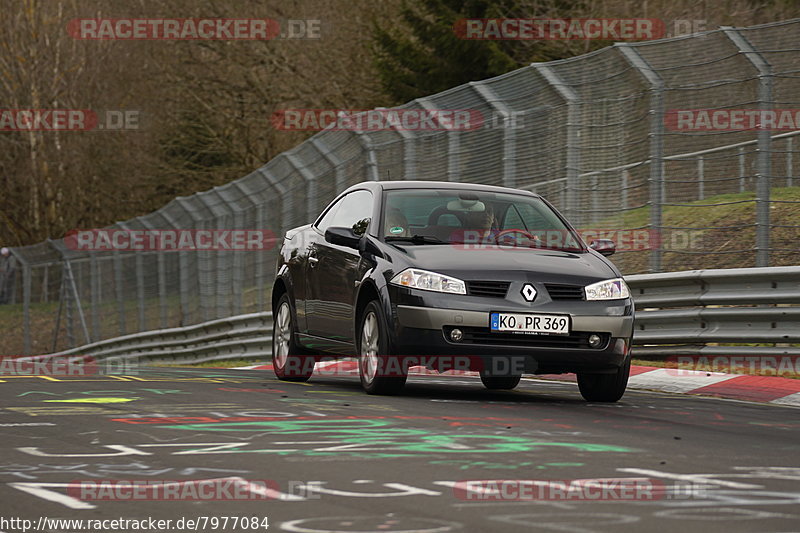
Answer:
[446,327,609,349]
[466,280,510,298]
[545,283,585,300]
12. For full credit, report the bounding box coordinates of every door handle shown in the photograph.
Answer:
[308,256,319,267]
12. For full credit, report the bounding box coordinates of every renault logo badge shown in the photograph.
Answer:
[521,283,537,302]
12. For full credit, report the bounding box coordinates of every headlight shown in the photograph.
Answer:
[584,278,630,301]
[390,268,466,295]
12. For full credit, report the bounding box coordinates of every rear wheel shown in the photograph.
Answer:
[272,294,313,382]
[358,301,406,395]
[480,373,522,390]
[577,356,630,402]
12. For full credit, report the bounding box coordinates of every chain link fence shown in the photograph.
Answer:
[3,19,799,355]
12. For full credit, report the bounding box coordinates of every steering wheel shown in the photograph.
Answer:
[494,229,540,247]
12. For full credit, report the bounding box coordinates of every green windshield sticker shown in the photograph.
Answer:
[389,226,404,234]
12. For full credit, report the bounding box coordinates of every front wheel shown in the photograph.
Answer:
[577,356,630,402]
[358,301,406,395]
[272,294,314,382]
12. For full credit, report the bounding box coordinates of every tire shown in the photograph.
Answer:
[358,300,406,395]
[577,356,631,402]
[272,294,313,382]
[480,373,522,390]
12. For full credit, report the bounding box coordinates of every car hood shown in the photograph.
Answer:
[393,244,618,284]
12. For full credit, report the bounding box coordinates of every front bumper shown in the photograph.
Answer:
[390,297,633,375]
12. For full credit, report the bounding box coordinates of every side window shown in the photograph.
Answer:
[315,197,344,232]
[331,190,373,235]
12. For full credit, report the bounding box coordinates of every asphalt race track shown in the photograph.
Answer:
[1,366,799,533]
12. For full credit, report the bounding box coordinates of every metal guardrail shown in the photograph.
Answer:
[627,266,800,356]
[33,267,800,364]
[50,312,272,365]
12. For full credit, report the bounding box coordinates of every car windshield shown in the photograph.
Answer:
[382,189,584,252]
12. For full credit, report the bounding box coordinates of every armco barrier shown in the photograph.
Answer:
[627,266,800,356]
[50,312,272,365]
[40,266,800,364]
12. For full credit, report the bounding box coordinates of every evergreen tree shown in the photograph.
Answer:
[372,0,579,103]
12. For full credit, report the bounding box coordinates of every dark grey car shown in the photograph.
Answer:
[271,181,634,401]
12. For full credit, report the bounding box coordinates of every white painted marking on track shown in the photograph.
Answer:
[770,391,800,407]
[627,368,738,393]
[618,468,763,489]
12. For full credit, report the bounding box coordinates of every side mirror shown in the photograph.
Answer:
[590,238,616,257]
[325,226,360,249]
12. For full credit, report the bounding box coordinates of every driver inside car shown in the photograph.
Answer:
[465,205,497,244]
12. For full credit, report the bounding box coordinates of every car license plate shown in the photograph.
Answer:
[490,312,570,335]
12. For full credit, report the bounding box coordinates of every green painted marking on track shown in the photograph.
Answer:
[157,419,632,456]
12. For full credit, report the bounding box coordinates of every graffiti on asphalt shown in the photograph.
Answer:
[3,403,249,417]
[0,461,250,479]
[428,460,585,471]
[18,389,191,397]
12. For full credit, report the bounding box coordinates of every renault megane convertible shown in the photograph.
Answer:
[271,181,633,402]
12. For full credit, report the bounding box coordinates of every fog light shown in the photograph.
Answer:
[450,328,463,342]
[588,334,602,348]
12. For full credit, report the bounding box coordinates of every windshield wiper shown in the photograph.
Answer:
[385,234,445,245]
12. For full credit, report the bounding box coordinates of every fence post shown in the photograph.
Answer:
[113,248,126,335]
[135,217,168,329]
[617,44,665,273]
[787,137,793,187]
[351,127,380,182]
[89,253,100,341]
[14,252,32,355]
[534,64,580,224]
[41,263,48,303]
[230,178,271,313]
[161,207,191,325]
[376,106,416,180]
[47,239,91,348]
[193,193,225,320]
[175,198,210,322]
[417,97,461,181]
[621,170,629,211]
[286,153,320,222]
[723,27,772,267]
[697,156,705,200]
[447,131,461,182]
[310,136,347,192]
[471,81,517,188]
[172,197,200,325]
[116,222,146,331]
[258,167,292,232]
[157,246,167,328]
[739,146,746,193]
